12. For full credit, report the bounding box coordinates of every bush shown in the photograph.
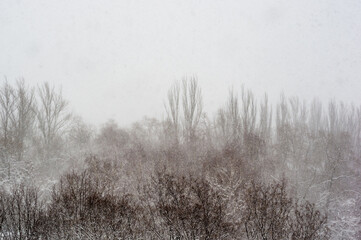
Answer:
[242,180,329,240]
[141,170,234,239]
[0,184,45,239]
[46,170,141,239]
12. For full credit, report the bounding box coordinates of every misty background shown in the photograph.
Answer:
[1,0,361,126]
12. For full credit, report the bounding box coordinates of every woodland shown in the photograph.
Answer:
[0,78,360,239]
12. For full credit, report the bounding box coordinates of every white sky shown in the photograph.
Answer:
[1,0,361,126]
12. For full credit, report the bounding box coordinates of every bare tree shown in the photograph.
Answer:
[309,99,323,136]
[0,81,16,179]
[182,76,203,145]
[12,80,36,161]
[258,93,272,144]
[36,82,71,154]
[240,86,256,138]
[226,89,241,146]
[213,89,242,158]
[0,80,36,181]
[164,81,181,145]
[0,81,16,153]
[240,86,259,162]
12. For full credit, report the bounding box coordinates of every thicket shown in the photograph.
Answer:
[0,167,329,239]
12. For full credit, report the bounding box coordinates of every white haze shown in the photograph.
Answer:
[1,0,361,125]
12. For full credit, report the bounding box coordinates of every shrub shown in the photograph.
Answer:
[142,170,234,239]
[242,180,329,240]
[46,170,141,239]
[0,184,45,239]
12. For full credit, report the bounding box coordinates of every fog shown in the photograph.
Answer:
[1,0,361,125]
[0,1,361,239]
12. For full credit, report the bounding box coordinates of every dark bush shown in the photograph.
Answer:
[0,184,45,240]
[242,180,329,240]
[243,180,293,239]
[141,170,234,239]
[291,202,329,240]
[46,170,141,239]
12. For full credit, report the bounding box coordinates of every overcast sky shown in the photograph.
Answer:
[1,0,361,126]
